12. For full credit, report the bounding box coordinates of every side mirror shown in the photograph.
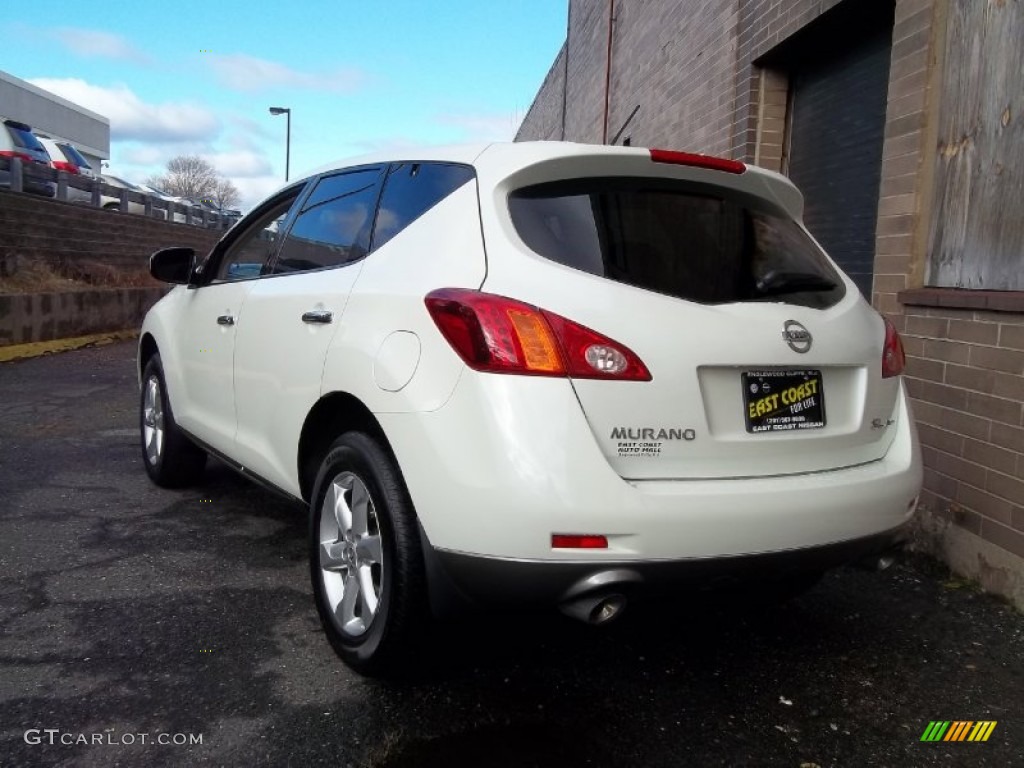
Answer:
[150,246,196,284]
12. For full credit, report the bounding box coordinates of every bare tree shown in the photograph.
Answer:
[211,177,241,210]
[143,155,243,210]
[163,155,220,199]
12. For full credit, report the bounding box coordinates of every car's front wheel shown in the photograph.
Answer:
[140,354,207,487]
[309,432,426,676]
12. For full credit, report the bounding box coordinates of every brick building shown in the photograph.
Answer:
[517,0,1024,607]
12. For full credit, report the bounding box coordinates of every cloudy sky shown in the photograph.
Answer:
[3,1,566,209]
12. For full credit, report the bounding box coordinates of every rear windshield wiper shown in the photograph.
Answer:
[754,270,837,297]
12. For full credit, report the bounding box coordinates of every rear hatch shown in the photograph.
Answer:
[486,151,901,480]
[2,120,52,167]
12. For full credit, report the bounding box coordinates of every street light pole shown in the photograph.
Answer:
[268,106,291,181]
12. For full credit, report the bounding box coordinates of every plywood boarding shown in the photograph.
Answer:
[928,0,1024,290]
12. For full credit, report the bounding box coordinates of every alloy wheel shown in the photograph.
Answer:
[142,375,164,466]
[318,472,385,637]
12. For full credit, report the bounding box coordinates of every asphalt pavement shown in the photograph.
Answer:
[0,340,1021,767]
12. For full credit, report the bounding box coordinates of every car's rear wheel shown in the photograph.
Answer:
[140,354,206,487]
[309,432,426,676]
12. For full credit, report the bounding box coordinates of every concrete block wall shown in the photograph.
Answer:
[0,191,221,274]
[0,286,168,347]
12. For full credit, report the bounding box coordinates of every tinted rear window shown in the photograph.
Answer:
[4,123,45,152]
[58,143,91,168]
[509,178,846,309]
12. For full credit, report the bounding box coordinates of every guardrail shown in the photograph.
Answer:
[0,156,240,231]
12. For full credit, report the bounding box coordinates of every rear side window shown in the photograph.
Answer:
[509,178,846,309]
[272,169,383,274]
[372,162,475,248]
[58,143,91,169]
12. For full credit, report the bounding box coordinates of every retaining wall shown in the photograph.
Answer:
[0,287,168,347]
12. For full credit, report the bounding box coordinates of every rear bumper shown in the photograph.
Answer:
[429,525,907,606]
[379,373,922,563]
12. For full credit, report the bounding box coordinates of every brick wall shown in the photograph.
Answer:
[518,0,744,152]
[0,190,221,274]
[902,304,1024,559]
[517,45,568,141]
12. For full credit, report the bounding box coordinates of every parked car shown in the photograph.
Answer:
[35,134,95,203]
[101,174,166,219]
[138,142,923,675]
[138,184,199,224]
[0,119,55,197]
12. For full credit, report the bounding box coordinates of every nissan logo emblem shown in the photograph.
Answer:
[782,320,812,353]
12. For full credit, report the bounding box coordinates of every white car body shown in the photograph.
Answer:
[139,141,921,670]
[35,135,94,204]
[100,174,168,219]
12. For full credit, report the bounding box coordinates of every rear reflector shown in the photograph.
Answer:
[881,316,906,378]
[425,288,651,380]
[552,534,608,549]
[650,149,746,174]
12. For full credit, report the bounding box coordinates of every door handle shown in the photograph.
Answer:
[217,314,235,326]
[301,310,334,324]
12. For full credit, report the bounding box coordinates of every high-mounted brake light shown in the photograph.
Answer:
[650,148,746,175]
[881,316,906,378]
[424,288,651,381]
[552,534,608,549]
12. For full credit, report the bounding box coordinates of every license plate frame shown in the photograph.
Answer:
[742,369,826,433]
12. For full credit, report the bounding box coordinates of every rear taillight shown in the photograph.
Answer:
[51,160,79,174]
[424,288,651,381]
[650,148,746,174]
[0,150,33,163]
[881,316,906,378]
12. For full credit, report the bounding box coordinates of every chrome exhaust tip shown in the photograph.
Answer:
[560,593,628,625]
[855,551,899,571]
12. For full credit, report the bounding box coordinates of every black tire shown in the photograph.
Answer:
[309,432,427,676]
[140,353,207,487]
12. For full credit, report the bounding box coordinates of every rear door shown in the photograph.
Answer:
[497,165,901,480]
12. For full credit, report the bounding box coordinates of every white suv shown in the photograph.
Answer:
[139,142,922,675]
[35,135,96,203]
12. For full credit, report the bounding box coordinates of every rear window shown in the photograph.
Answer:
[508,177,846,309]
[3,122,46,152]
[58,143,91,169]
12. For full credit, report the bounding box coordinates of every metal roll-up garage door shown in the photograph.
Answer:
[785,3,895,299]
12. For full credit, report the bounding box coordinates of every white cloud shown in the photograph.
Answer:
[200,150,272,178]
[27,79,219,143]
[233,176,285,211]
[226,114,275,141]
[118,145,165,166]
[435,112,522,142]
[50,27,151,64]
[207,54,364,93]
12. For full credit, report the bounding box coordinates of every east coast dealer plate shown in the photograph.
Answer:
[742,369,826,433]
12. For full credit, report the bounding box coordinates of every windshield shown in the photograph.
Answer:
[509,177,846,309]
